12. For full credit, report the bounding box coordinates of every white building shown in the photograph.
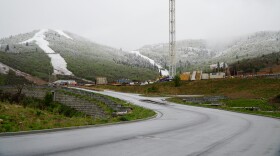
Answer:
[209,72,226,79]
[202,73,209,80]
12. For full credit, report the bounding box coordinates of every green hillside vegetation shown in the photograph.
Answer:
[0,101,96,132]
[0,71,33,85]
[0,88,155,133]
[46,30,159,81]
[0,30,159,83]
[0,50,53,80]
[229,51,280,74]
[64,55,159,82]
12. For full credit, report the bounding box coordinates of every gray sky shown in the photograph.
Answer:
[0,0,280,50]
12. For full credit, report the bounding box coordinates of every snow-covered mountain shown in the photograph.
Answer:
[1,29,279,83]
[214,31,280,62]
[19,29,73,75]
[138,31,280,71]
[0,29,160,82]
[138,39,218,71]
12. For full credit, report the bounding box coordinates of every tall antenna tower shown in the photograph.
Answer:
[169,0,176,77]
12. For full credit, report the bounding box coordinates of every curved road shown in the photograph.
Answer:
[1,89,280,156]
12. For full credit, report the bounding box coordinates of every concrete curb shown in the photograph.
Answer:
[0,113,158,137]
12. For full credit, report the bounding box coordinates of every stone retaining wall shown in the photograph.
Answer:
[1,87,106,118]
[183,96,227,104]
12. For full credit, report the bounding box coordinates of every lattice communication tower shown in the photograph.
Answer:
[169,0,176,77]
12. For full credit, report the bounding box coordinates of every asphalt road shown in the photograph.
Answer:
[1,89,280,156]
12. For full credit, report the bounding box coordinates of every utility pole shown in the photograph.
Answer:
[169,0,176,77]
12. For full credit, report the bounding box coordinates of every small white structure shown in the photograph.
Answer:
[210,62,228,70]
[140,81,149,86]
[129,82,135,85]
[96,77,108,85]
[210,72,226,79]
[52,80,77,86]
[191,71,197,81]
[202,73,209,80]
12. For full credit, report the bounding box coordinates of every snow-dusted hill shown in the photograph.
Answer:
[1,29,278,82]
[0,29,160,82]
[138,39,219,71]
[138,31,280,71]
[214,31,280,62]
[20,29,73,76]
[0,62,46,85]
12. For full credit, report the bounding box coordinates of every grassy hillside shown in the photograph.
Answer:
[0,71,33,85]
[0,30,159,83]
[95,78,280,118]
[63,55,159,81]
[168,97,280,118]
[96,78,280,99]
[0,101,96,132]
[46,30,159,81]
[0,51,53,80]
[229,51,280,74]
[0,88,155,133]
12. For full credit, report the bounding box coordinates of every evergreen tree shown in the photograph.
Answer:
[173,75,181,87]
[217,62,220,72]
[5,45,9,52]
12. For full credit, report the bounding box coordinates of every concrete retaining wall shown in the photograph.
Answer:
[183,96,227,104]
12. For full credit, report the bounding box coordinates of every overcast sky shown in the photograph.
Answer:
[0,0,280,50]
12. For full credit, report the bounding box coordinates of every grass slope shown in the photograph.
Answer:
[64,55,158,82]
[95,78,280,118]
[167,98,280,118]
[0,102,96,132]
[96,78,280,99]
[0,89,155,133]
[47,30,159,82]
[229,51,280,74]
[0,71,33,85]
[0,51,53,80]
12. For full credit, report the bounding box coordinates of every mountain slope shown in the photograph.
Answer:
[0,29,160,82]
[20,29,73,75]
[0,49,53,80]
[139,39,218,72]
[0,62,46,85]
[138,31,280,72]
[213,31,280,63]
[229,51,280,74]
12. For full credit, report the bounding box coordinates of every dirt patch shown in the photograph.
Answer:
[225,91,257,99]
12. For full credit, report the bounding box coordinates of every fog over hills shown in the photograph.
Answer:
[138,31,280,71]
[0,29,279,83]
